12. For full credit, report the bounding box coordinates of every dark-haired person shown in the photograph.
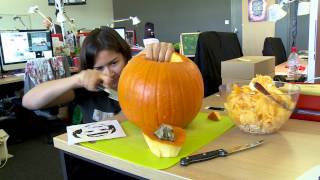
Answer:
[22,27,174,123]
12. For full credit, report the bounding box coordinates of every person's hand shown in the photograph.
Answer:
[76,69,113,91]
[145,42,175,62]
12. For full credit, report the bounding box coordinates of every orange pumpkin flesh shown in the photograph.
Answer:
[208,111,221,121]
[143,126,186,157]
[118,52,203,157]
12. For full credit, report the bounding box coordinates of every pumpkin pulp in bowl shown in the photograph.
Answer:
[222,75,300,134]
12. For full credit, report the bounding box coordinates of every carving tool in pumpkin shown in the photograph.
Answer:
[253,82,292,111]
[97,84,118,101]
[180,140,264,166]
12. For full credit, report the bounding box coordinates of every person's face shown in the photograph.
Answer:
[42,19,51,29]
[93,50,127,89]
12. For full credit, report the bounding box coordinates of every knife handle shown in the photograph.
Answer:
[180,149,228,166]
[205,106,225,111]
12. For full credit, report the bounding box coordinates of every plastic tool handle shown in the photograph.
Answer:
[254,82,292,111]
[180,149,228,166]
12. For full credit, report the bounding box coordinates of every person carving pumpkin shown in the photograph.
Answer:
[22,27,174,123]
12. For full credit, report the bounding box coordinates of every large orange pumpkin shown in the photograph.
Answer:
[118,53,204,130]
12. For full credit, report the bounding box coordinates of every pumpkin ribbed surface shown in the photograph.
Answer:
[118,53,204,130]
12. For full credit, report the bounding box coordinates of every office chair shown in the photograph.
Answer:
[144,22,155,39]
[143,22,158,47]
[262,37,287,65]
[215,32,243,61]
[194,31,243,97]
[24,56,71,143]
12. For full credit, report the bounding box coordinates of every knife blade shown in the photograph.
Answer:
[294,108,320,116]
[97,84,119,101]
[180,140,264,166]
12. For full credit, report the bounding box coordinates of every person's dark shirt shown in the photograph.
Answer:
[74,88,121,123]
[51,24,62,34]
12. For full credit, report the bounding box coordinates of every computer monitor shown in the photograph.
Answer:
[113,27,126,40]
[0,29,53,72]
[180,32,200,57]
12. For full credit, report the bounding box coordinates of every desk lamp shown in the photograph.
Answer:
[268,0,310,48]
[13,16,28,30]
[28,5,57,34]
[111,16,141,28]
[297,1,310,16]
[268,0,310,22]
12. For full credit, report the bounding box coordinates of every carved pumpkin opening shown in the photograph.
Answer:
[169,53,185,63]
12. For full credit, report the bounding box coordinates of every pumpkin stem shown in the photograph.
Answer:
[154,124,175,142]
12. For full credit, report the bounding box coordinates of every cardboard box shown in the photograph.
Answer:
[221,56,275,81]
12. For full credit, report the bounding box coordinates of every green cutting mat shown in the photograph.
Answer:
[81,112,234,170]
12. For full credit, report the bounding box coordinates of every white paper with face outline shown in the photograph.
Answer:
[67,120,126,145]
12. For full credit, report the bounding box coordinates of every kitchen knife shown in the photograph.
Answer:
[97,84,119,101]
[294,108,320,116]
[180,140,264,166]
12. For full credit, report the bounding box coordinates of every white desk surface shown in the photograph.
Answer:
[275,59,308,76]
[0,75,24,85]
[54,94,320,180]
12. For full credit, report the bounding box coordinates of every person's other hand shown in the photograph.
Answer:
[76,69,113,91]
[145,42,175,62]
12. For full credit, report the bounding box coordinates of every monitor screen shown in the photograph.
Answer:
[113,27,126,40]
[180,32,200,57]
[0,30,53,71]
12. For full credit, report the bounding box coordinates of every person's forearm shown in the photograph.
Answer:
[22,74,81,110]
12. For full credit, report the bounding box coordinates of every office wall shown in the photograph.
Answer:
[231,0,243,47]
[242,0,276,56]
[113,0,232,45]
[0,0,113,31]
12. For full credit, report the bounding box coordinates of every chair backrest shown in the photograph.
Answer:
[262,37,287,65]
[24,56,70,91]
[144,22,155,39]
[194,31,243,97]
[215,32,243,61]
[24,56,71,118]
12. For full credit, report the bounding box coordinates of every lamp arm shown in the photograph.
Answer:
[36,11,51,23]
[18,18,27,29]
[113,18,131,23]
[36,10,56,34]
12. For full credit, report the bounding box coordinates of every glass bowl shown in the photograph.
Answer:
[219,80,300,134]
